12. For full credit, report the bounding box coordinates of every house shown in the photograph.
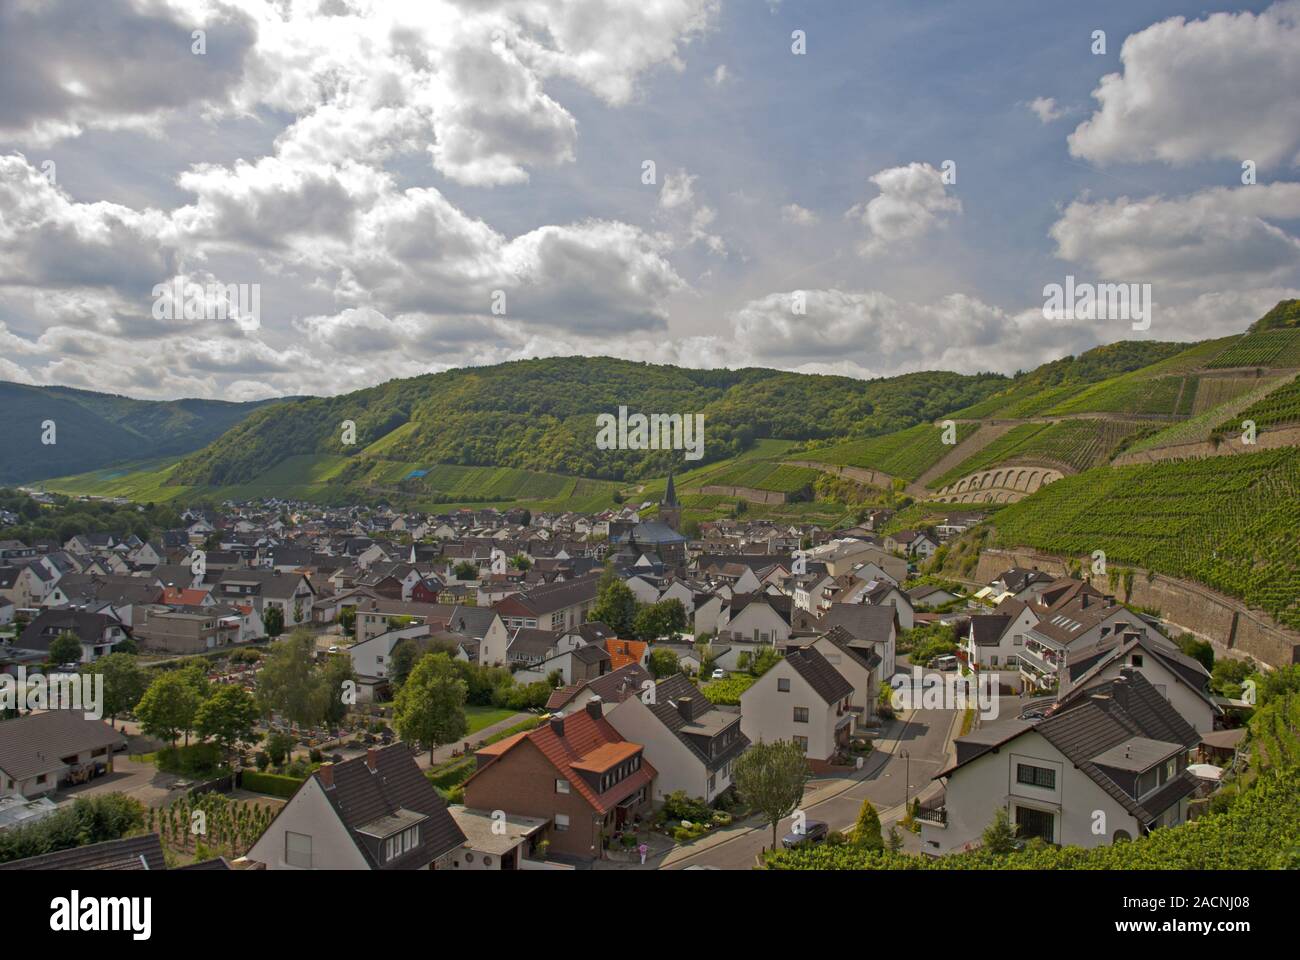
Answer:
[740,646,855,768]
[717,592,793,645]
[886,530,938,559]
[445,806,553,870]
[513,640,612,685]
[544,663,652,716]
[0,712,127,798]
[214,569,316,628]
[961,598,1039,682]
[1014,580,1136,692]
[492,573,601,632]
[463,703,656,861]
[906,584,959,609]
[15,609,128,663]
[0,834,166,871]
[246,745,465,870]
[919,670,1201,855]
[862,580,914,629]
[445,606,509,667]
[606,673,749,804]
[1059,629,1222,733]
[134,605,242,654]
[808,626,883,720]
[990,567,1057,601]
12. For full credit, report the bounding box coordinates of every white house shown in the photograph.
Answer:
[740,647,855,766]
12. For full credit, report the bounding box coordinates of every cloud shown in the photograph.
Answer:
[847,162,961,257]
[780,203,818,225]
[1069,2,1300,169]
[1027,96,1065,124]
[1049,183,1300,290]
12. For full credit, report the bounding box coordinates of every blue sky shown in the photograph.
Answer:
[0,0,1297,398]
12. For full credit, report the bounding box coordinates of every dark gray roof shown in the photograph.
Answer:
[0,711,128,780]
[783,646,854,704]
[308,745,466,869]
[17,609,123,652]
[646,673,749,771]
[969,614,1011,647]
[0,833,164,871]
[818,603,897,644]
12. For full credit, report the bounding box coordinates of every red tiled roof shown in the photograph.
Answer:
[604,639,646,671]
[472,709,655,814]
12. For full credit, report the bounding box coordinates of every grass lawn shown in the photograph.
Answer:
[465,705,518,734]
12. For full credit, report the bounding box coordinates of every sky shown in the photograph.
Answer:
[1,0,1298,401]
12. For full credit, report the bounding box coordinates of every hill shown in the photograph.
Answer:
[0,382,286,485]
[164,357,1010,487]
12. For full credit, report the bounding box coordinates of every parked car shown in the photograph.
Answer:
[781,820,829,849]
[931,654,959,671]
[710,668,726,680]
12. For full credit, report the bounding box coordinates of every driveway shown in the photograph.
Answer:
[651,706,960,870]
[53,757,184,809]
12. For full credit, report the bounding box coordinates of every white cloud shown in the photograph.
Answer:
[1049,183,1300,290]
[1027,96,1065,124]
[1069,2,1300,168]
[847,162,961,257]
[781,203,818,225]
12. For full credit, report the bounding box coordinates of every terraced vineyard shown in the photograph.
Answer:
[947,382,1089,419]
[1046,373,1187,417]
[1192,376,1269,414]
[1205,328,1300,369]
[929,419,1158,488]
[1124,377,1289,453]
[799,422,978,480]
[693,460,822,494]
[1220,374,1300,433]
[992,448,1300,629]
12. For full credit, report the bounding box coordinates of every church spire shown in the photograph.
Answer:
[664,468,678,507]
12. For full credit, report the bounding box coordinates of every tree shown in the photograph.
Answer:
[648,648,681,679]
[135,672,200,747]
[256,629,324,727]
[981,807,1019,855]
[853,799,883,850]
[337,606,356,633]
[195,685,259,765]
[48,631,83,666]
[633,598,687,641]
[453,561,478,580]
[733,739,810,851]
[1177,635,1215,672]
[319,653,356,725]
[393,653,469,763]
[510,553,532,571]
[80,653,147,724]
[389,639,420,691]
[265,731,293,767]
[263,605,285,638]
[590,567,638,636]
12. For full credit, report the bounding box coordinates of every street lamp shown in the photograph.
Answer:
[899,748,911,811]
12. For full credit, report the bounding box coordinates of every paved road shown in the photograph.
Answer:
[661,707,958,870]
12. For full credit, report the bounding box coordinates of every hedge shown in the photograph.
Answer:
[241,770,306,799]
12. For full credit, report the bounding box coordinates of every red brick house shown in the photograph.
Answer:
[462,703,655,861]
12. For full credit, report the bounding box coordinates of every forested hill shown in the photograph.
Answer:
[167,357,1013,486]
[0,382,286,485]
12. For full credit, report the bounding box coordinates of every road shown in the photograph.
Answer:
[660,706,958,869]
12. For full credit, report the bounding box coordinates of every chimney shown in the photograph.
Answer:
[366,747,378,773]
[1104,594,1115,607]
[549,714,566,737]
[677,696,697,722]
[585,697,603,721]
[318,762,334,789]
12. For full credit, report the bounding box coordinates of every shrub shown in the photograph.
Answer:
[241,770,306,799]
[661,790,711,823]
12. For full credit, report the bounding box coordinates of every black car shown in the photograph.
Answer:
[781,820,829,848]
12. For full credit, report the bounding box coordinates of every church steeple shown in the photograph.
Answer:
[659,466,681,532]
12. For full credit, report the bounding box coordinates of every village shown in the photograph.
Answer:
[0,471,1259,872]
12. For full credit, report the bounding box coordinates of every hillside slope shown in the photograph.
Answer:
[0,382,285,485]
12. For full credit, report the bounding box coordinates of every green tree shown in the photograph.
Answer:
[389,639,420,690]
[981,807,1019,855]
[256,629,324,727]
[393,653,469,763]
[886,824,904,853]
[733,739,810,851]
[319,652,357,725]
[591,567,638,636]
[195,685,259,765]
[48,631,83,665]
[337,606,356,633]
[80,653,147,723]
[633,598,688,641]
[263,605,285,638]
[265,731,293,767]
[853,799,883,850]
[648,648,681,679]
[135,672,201,747]
[453,561,478,580]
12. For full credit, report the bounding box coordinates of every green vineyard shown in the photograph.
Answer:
[1205,328,1300,369]
[931,419,1158,488]
[800,422,977,480]
[1220,374,1300,434]
[1046,374,1186,417]
[991,448,1300,629]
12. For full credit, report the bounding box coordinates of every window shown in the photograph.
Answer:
[554,813,570,832]
[792,736,809,753]
[285,831,312,868]
[1015,806,1054,843]
[777,678,790,692]
[1013,634,1023,646]
[990,656,999,666]
[384,825,420,862]
[793,707,809,723]
[1131,654,1144,667]
[1016,763,1056,789]
[555,778,570,794]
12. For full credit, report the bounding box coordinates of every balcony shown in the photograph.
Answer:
[915,796,947,827]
